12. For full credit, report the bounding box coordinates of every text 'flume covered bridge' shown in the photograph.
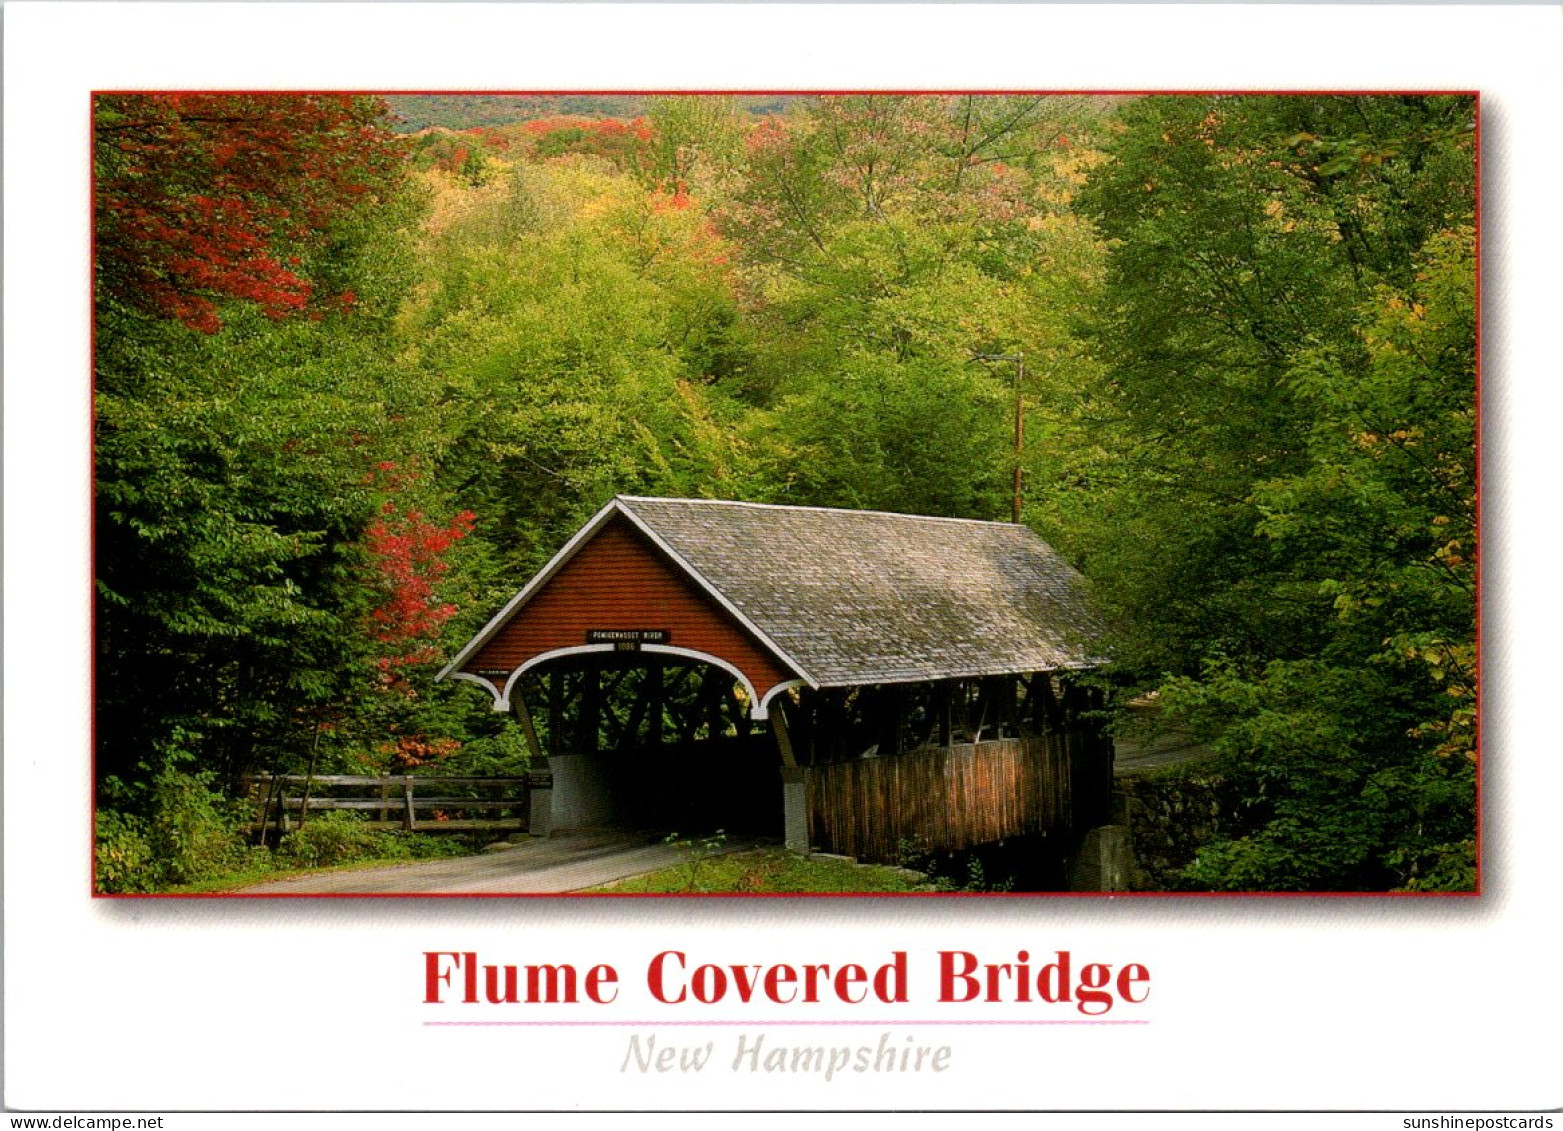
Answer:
[439,496,1113,866]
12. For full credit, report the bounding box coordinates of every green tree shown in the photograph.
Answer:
[720,95,1109,518]
[644,95,746,196]
[399,157,754,584]
[1062,95,1476,890]
[93,95,465,790]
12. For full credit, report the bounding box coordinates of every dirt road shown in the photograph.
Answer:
[236,828,748,895]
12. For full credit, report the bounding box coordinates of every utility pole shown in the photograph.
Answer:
[975,353,1026,523]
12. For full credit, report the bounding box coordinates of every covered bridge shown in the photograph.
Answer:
[438,496,1112,865]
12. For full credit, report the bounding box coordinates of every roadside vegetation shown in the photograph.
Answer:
[96,783,470,895]
[591,848,932,894]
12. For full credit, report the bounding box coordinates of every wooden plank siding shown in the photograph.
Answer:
[464,516,795,705]
[804,735,1103,863]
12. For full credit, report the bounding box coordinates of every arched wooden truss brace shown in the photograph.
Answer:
[451,643,804,721]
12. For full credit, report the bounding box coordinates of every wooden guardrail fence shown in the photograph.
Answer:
[243,774,534,837]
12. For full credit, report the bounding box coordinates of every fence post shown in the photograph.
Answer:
[253,775,278,845]
[403,777,416,832]
[275,780,291,837]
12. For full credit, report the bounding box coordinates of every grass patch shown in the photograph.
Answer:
[590,848,933,894]
[162,848,468,894]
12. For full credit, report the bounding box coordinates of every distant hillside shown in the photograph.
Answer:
[385,95,642,132]
[385,94,798,133]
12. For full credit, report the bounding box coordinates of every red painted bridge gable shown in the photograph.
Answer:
[463,516,795,701]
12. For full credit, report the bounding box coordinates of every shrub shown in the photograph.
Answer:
[275,812,396,868]
[434,724,530,777]
[94,766,252,892]
[274,812,469,869]
[146,766,252,883]
[95,767,475,891]
[94,809,156,894]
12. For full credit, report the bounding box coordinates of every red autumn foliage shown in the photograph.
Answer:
[470,127,512,152]
[366,511,475,663]
[520,116,654,168]
[94,93,407,332]
[521,115,653,143]
[358,465,475,772]
[650,184,693,212]
[377,733,461,770]
[360,462,475,674]
[743,117,792,159]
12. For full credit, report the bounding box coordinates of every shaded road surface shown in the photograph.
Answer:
[236,828,752,895]
[1113,699,1214,777]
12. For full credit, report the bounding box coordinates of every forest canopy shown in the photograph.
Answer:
[92,92,1476,892]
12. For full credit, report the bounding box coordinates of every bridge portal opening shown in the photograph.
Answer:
[509,651,783,838]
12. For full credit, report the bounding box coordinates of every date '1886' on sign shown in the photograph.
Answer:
[586,629,669,649]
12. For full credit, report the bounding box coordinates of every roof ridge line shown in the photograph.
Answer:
[616,495,1024,529]
[611,503,820,688]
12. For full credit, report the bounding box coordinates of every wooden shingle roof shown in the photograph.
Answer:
[618,497,1103,687]
[442,496,1104,693]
